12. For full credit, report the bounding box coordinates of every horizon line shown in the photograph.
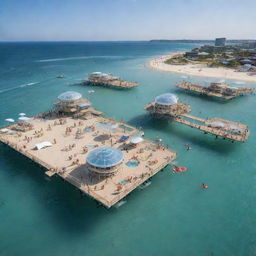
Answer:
[0,38,256,43]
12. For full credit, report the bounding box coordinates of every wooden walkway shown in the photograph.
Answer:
[173,115,249,142]
[144,101,249,142]
[85,79,138,89]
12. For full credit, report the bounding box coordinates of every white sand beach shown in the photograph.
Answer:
[147,52,256,82]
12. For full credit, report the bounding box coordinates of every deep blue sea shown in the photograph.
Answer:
[0,41,255,256]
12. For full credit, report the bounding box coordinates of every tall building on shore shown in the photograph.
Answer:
[215,37,226,46]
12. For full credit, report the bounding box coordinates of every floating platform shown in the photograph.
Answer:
[176,81,254,100]
[0,93,176,208]
[145,93,249,142]
[84,72,138,89]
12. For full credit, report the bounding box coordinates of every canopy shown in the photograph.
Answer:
[87,147,124,168]
[155,93,178,106]
[77,102,91,109]
[34,141,52,150]
[95,122,119,132]
[130,136,144,144]
[57,91,82,102]
[5,118,14,123]
[0,128,10,133]
[206,121,225,128]
[18,116,31,122]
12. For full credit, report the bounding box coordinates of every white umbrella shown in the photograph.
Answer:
[130,136,144,144]
[5,118,15,123]
[19,113,26,116]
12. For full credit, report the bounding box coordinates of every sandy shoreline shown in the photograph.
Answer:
[147,52,256,83]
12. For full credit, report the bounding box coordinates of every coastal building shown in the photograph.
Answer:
[176,81,254,100]
[83,72,138,89]
[185,51,199,60]
[145,93,249,142]
[215,38,226,47]
[0,92,176,208]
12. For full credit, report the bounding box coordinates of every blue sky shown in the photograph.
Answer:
[0,0,255,41]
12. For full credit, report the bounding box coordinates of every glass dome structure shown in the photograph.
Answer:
[57,91,82,102]
[87,147,124,169]
[155,93,178,106]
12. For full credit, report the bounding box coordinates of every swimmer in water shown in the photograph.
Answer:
[200,183,208,189]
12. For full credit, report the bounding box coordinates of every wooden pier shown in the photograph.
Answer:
[84,72,138,89]
[0,98,176,208]
[177,81,254,100]
[145,96,249,142]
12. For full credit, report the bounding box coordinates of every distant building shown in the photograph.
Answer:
[215,38,226,47]
[185,51,199,59]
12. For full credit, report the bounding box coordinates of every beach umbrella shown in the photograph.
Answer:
[5,118,15,123]
[19,113,26,116]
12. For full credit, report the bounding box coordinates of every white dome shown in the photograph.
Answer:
[57,91,82,102]
[155,93,178,106]
[87,147,124,169]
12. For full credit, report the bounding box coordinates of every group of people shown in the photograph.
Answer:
[34,128,44,138]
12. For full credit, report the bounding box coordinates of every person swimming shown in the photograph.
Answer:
[184,143,192,151]
[200,183,208,189]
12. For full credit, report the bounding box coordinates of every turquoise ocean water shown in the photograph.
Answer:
[0,42,255,256]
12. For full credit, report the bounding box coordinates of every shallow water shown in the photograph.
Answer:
[0,41,256,256]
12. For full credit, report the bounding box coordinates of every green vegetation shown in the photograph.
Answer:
[164,56,188,65]
[228,59,241,67]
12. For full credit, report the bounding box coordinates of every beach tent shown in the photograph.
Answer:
[34,141,52,150]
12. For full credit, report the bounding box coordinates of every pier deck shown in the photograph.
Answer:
[177,81,254,100]
[0,114,176,208]
[175,115,249,142]
[145,102,249,142]
[85,78,138,89]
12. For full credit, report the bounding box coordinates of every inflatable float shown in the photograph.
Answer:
[172,166,187,173]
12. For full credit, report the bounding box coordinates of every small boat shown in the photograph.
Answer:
[172,166,187,173]
[56,74,65,78]
[88,90,95,94]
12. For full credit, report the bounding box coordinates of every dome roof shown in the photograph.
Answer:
[155,93,178,106]
[57,91,82,102]
[87,147,124,169]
